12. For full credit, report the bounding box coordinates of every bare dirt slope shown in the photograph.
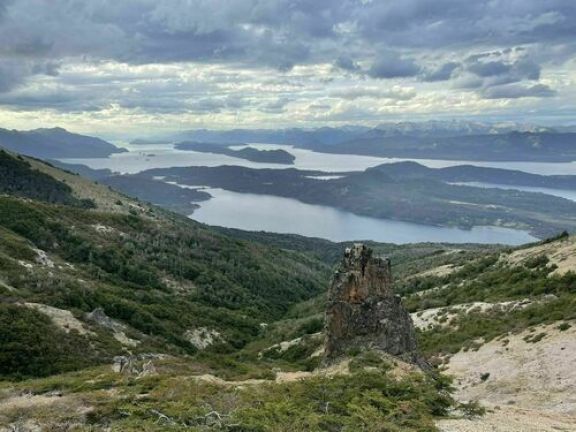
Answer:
[504,235,576,275]
[438,322,576,431]
[437,405,576,432]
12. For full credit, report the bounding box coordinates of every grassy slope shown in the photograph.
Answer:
[401,233,576,358]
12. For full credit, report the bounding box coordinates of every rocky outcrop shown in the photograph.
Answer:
[324,244,421,364]
[184,327,223,350]
[86,308,140,347]
[112,353,166,376]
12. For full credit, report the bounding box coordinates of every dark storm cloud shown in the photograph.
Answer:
[352,1,576,49]
[420,62,460,82]
[464,55,540,81]
[0,86,106,111]
[368,51,420,79]
[0,67,21,93]
[0,59,60,93]
[259,97,292,113]
[1,0,573,68]
[334,56,361,73]
[0,0,573,114]
[0,0,11,20]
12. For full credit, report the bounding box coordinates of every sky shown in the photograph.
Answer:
[0,0,575,138]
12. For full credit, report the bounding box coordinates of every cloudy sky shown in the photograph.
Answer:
[0,0,575,137]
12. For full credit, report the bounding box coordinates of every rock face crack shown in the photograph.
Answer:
[324,244,421,364]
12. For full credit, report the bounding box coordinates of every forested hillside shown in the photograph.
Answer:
[0,153,330,379]
[0,150,94,208]
[0,127,126,158]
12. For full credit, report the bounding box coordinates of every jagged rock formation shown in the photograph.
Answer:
[324,244,420,364]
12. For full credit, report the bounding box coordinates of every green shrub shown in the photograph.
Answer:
[0,303,99,378]
[458,400,486,419]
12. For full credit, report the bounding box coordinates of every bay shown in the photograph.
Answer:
[190,188,537,245]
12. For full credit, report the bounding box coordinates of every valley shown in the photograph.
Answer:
[0,147,575,431]
[2,2,576,430]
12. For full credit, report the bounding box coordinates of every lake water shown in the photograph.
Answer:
[61,143,573,245]
[190,188,537,245]
[62,143,576,176]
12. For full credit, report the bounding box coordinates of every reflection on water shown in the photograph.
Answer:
[190,188,537,245]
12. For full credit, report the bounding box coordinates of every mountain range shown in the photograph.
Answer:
[0,127,126,159]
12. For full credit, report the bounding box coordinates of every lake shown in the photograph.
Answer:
[62,143,576,175]
[61,143,572,245]
[190,188,537,245]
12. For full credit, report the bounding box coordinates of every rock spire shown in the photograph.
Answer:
[324,244,420,363]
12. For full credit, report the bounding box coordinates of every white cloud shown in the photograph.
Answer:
[0,0,574,133]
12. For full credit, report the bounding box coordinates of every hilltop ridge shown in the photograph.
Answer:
[0,127,126,159]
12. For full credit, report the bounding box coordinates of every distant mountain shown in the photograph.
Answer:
[101,174,211,214]
[132,121,552,146]
[0,127,126,158]
[132,126,372,146]
[369,120,553,137]
[368,161,576,189]
[303,131,576,162]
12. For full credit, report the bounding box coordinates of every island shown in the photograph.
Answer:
[175,142,296,165]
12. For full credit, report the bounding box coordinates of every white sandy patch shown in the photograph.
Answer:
[259,332,323,358]
[437,405,576,432]
[25,303,93,335]
[445,322,576,415]
[411,264,459,279]
[436,321,576,431]
[32,248,54,267]
[184,327,222,350]
[85,308,139,347]
[91,224,116,234]
[504,236,576,275]
[411,300,532,330]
